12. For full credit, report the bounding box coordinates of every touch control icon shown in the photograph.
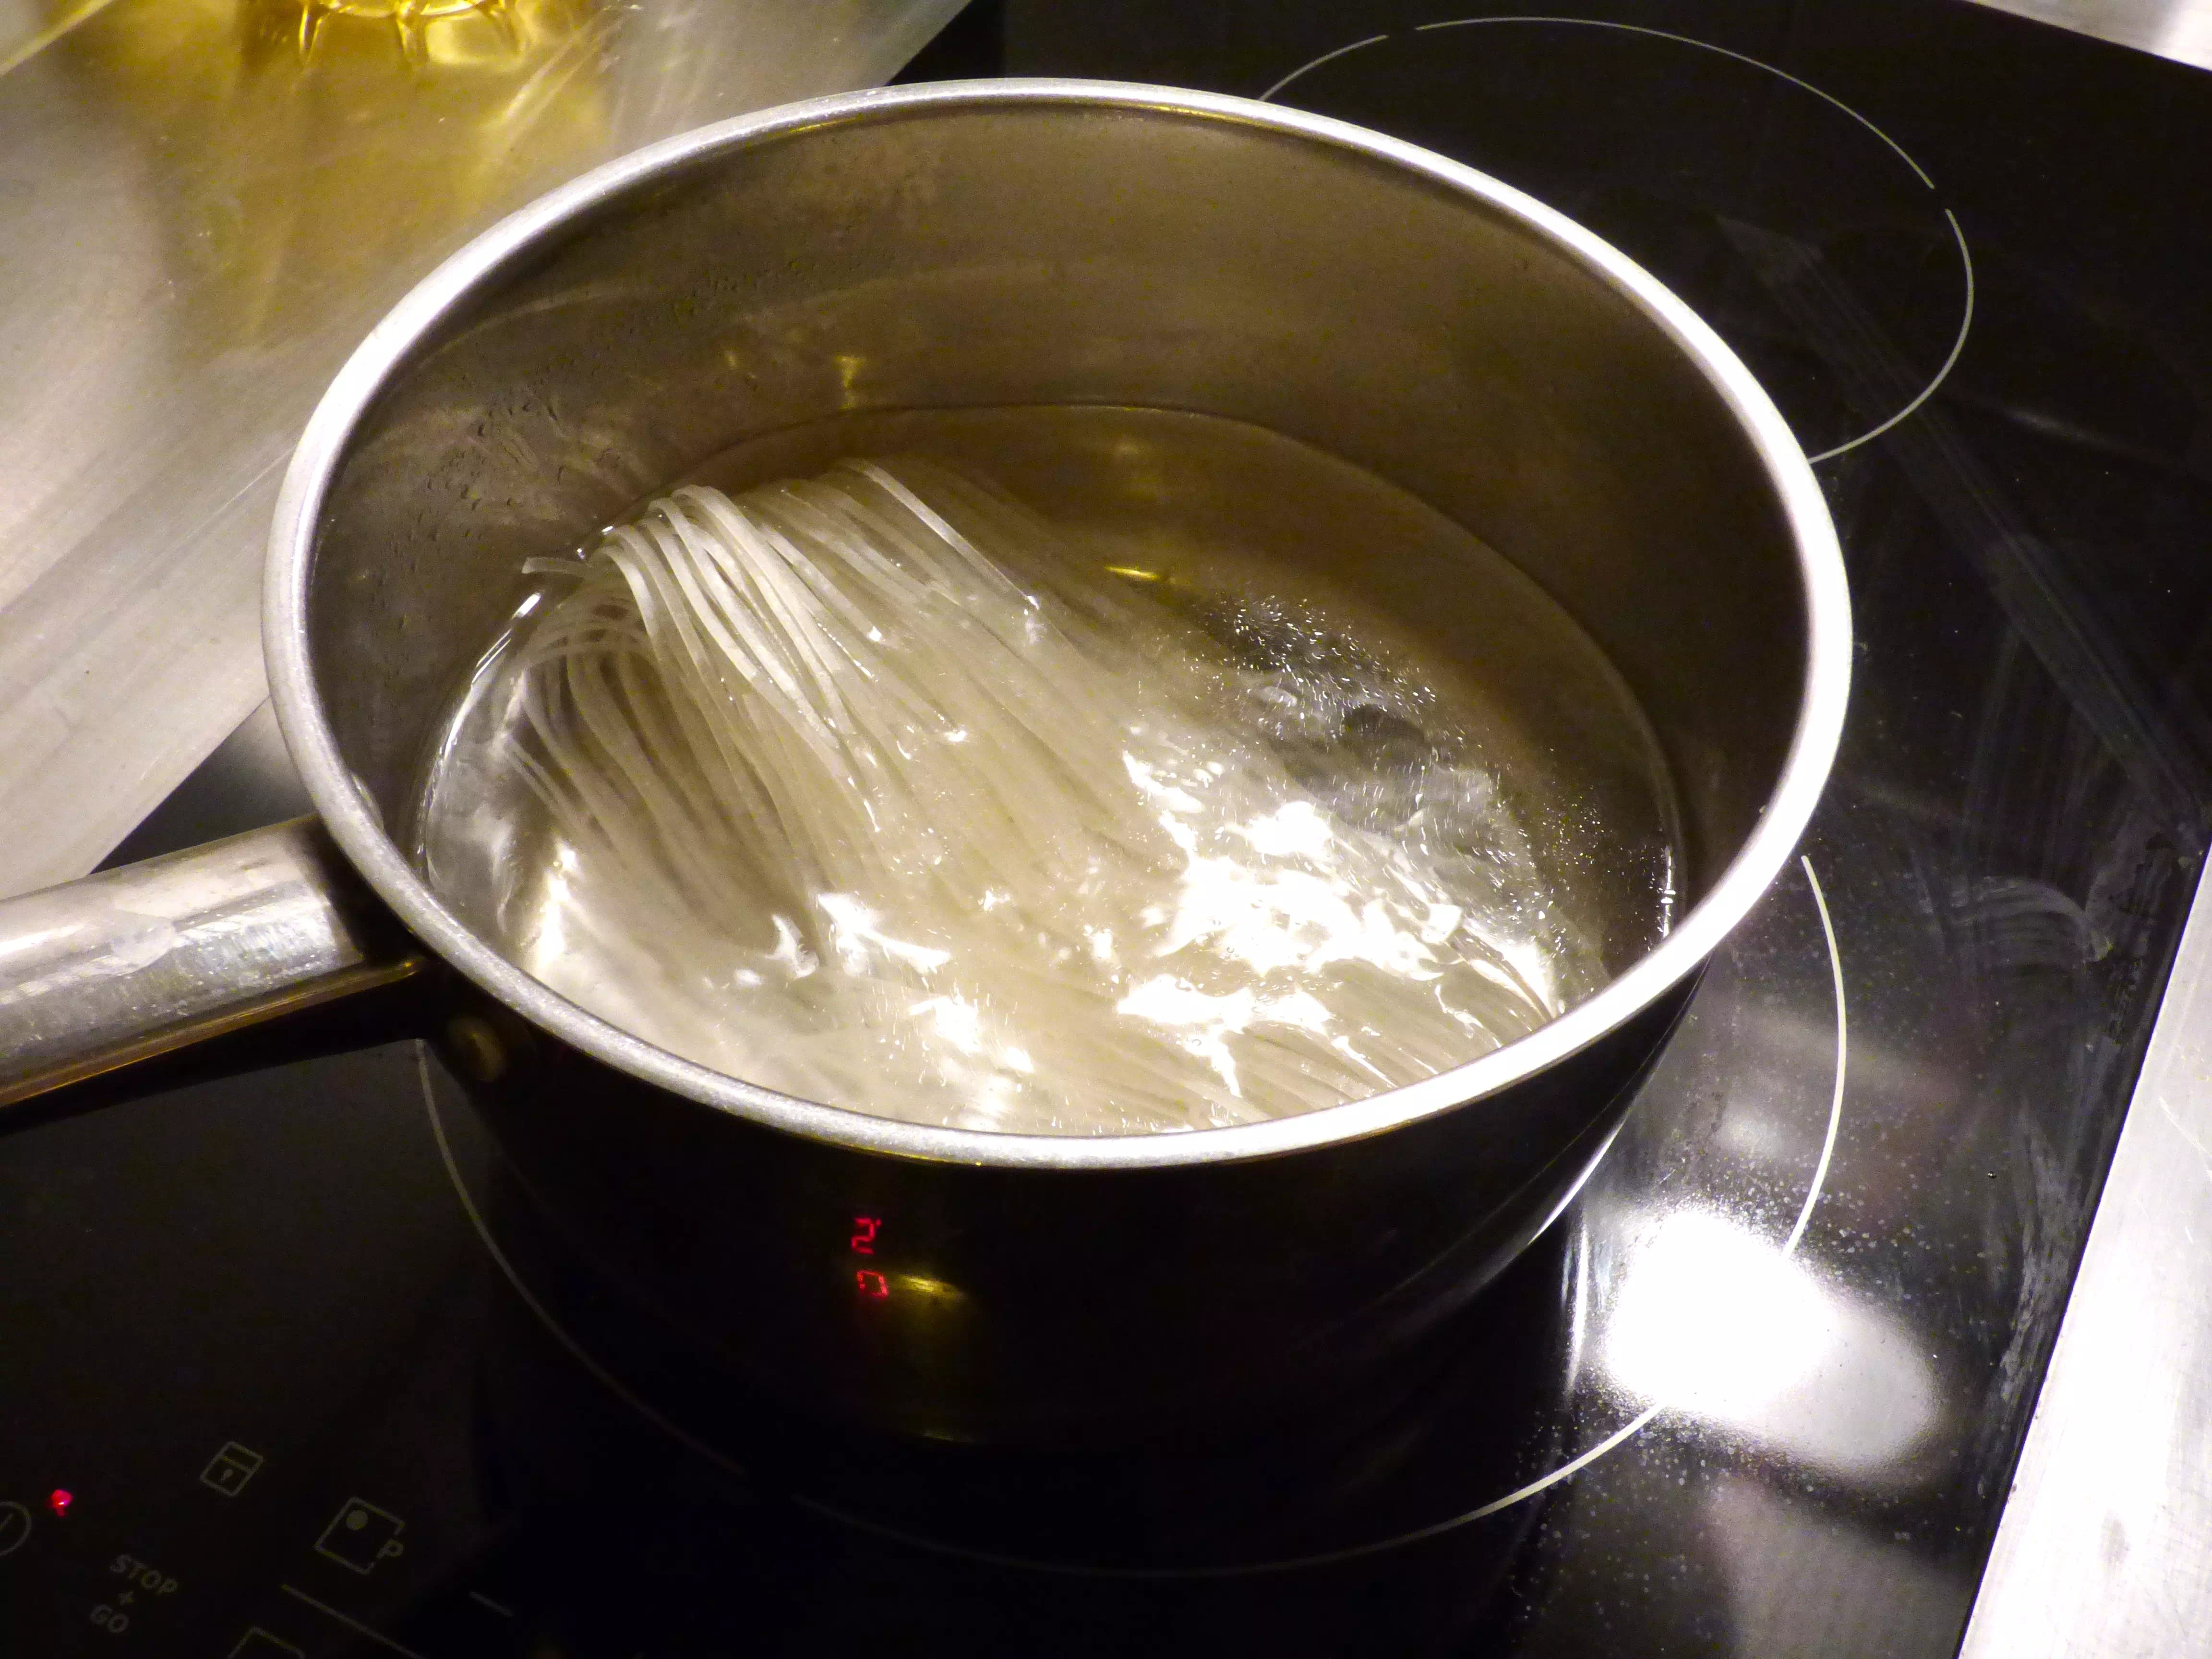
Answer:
[0,1501,31,1558]
[314,1498,404,1574]
[227,1631,304,1658]
[201,1442,264,1498]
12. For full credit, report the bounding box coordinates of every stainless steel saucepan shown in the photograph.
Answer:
[0,81,1849,1443]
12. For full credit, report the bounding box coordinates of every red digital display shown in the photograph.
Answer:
[48,1489,72,1516]
[851,1216,889,1300]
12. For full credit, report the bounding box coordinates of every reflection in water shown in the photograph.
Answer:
[1601,1208,1942,1483]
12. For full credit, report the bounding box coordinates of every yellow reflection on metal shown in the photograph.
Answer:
[1103,565,1163,582]
[2,0,123,74]
[24,0,610,344]
[834,352,866,403]
[890,1272,965,1302]
[244,0,528,67]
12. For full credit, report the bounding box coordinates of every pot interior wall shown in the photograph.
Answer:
[308,96,1806,912]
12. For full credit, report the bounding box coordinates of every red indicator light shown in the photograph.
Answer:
[48,1489,72,1516]
[851,1216,881,1255]
[856,1269,889,1299]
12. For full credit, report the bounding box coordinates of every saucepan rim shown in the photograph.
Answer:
[264,77,1851,1172]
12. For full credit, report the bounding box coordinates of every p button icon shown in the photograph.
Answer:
[314,1498,405,1574]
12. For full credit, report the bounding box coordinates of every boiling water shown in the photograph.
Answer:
[416,407,1683,1134]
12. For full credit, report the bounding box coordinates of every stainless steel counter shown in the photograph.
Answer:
[1965,0,2212,67]
[1919,14,2212,1651]
[1960,853,2212,1656]
[0,0,960,902]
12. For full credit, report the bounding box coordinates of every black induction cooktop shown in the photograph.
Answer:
[8,1,2212,1653]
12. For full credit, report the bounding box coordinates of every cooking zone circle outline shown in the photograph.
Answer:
[1262,16,1975,466]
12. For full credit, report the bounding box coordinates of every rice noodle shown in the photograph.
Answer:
[483,457,1612,1133]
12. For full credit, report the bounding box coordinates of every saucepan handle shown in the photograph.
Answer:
[0,817,424,1110]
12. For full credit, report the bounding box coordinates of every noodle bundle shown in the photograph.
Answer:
[481,458,1611,1133]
